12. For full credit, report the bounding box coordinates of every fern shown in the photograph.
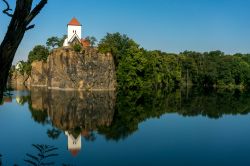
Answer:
[24,144,58,166]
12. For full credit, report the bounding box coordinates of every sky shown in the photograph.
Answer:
[1,0,250,64]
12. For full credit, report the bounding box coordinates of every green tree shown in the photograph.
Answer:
[73,43,82,52]
[58,35,67,47]
[28,45,49,63]
[98,32,139,68]
[85,36,97,47]
[46,36,60,49]
[16,60,32,75]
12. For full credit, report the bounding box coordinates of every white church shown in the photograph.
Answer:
[65,131,82,157]
[63,17,90,47]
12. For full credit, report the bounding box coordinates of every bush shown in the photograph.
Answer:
[73,44,82,53]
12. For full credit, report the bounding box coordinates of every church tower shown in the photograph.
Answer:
[67,17,82,41]
[63,17,82,47]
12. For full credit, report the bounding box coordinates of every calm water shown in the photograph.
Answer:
[1,87,250,166]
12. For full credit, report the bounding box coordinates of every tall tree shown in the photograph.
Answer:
[46,36,60,49]
[98,32,139,68]
[0,0,48,99]
[85,36,97,47]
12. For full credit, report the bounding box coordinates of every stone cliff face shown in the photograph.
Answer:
[31,61,48,87]
[31,47,117,90]
[10,71,31,88]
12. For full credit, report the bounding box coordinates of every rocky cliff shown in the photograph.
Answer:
[31,47,116,90]
[10,71,31,88]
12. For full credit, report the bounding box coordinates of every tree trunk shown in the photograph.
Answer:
[0,0,47,101]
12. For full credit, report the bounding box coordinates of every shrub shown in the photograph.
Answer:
[73,44,82,53]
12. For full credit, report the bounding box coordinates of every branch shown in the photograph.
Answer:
[2,0,13,17]
[25,0,47,25]
[26,24,35,31]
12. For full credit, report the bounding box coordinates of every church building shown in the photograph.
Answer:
[65,131,82,157]
[63,17,90,47]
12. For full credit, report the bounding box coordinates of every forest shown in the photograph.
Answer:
[98,33,250,91]
[13,32,250,91]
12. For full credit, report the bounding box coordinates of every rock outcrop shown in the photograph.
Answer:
[31,47,117,90]
[31,61,48,87]
[10,71,31,88]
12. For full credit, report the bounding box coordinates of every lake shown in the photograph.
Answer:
[1,87,250,166]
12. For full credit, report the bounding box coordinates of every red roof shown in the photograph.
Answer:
[81,39,90,48]
[68,17,81,26]
[70,149,80,157]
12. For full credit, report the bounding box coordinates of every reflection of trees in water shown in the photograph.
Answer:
[15,87,250,141]
[47,128,61,140]
[98,88,250,140]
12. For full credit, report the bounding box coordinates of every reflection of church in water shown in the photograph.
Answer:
[65,131,82,156]
[28,88,116,157]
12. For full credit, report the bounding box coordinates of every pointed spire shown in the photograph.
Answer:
[68,17,81,26]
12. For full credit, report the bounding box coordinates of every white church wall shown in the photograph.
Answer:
[65,131,82,150]
[63,38,69,47]
[68,25,82,41]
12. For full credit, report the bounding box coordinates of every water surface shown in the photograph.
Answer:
[1,87,250,165]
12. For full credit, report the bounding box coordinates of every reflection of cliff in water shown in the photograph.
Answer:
[29,88,116,131]
[28,88,116,156]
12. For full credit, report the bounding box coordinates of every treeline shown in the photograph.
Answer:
[98,33,250,90]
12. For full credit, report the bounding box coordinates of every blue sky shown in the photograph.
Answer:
[1,0,250,64]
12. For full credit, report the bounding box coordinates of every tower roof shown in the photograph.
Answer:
[68,17,81,26]
[69,149,80,157]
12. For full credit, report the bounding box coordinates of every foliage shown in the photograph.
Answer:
[99,33,181,91]
[28,104,49,125]
[28,45,49,63]
[13,35,65,76]
[58,35,67,47]
[46,35,67,49]
[73,44,82,52]
[46,36,60,49]
[98,88,250,141]
[14,45,50,76]
[99,33,250,90]
[98,32,139,68]
[178,51,250,89]
[47,128,61,140]
[85,36,97,47]
[24,144,58,166]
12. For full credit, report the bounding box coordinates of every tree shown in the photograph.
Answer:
[85,36,97,47]
[28,45,49,63]
[58,35,67,47]
[73,43,82,52]
[46,36,60,49]
[16,60,31,75]
[98,32,139,68]
[0,0,48,99]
